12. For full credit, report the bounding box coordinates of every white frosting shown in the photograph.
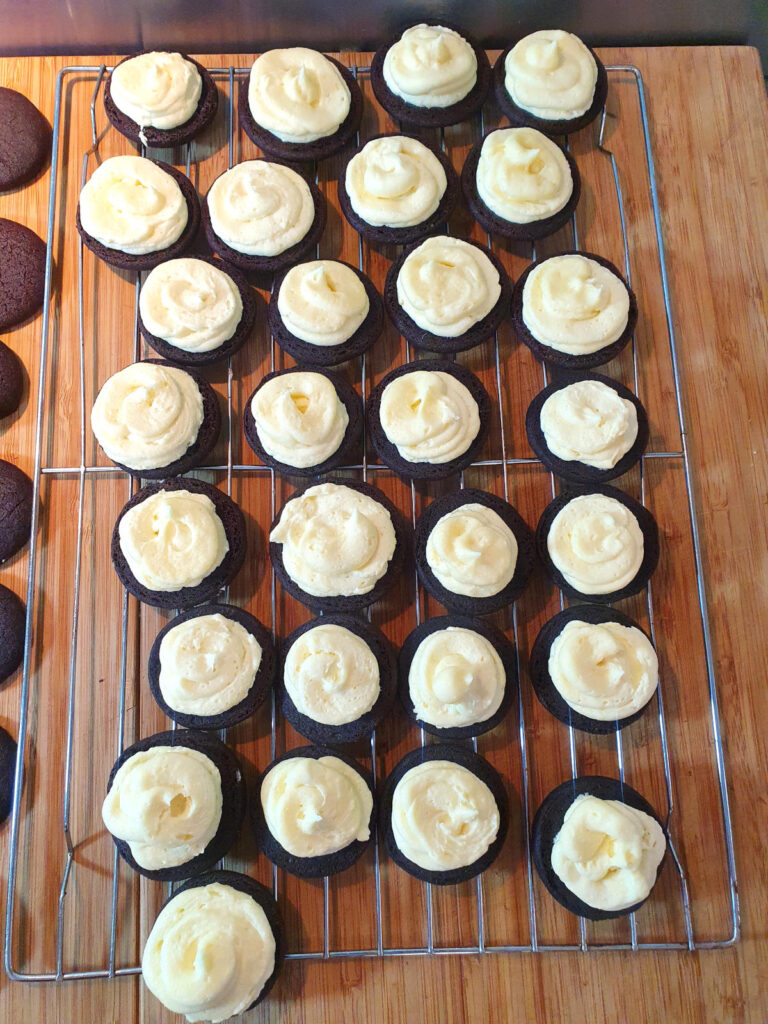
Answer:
[91,362,203,471]
[540,379,638,469]
[79,155,188,255]
[270,482,396,597]
[382,24,477,108]
[139,258,243,354]
[549,619,658,721]
[110,51,202,130]
[379,369,479,464]
[260,755,372,857]
[551,793,666,911]
[396,236,501,338]
[207,160,314,257]
[159,613,262,717]
[248,48,351,143]
[476,128,572,224]
[523,255,630,354]
[277,260,369,346]
[547,493,644,595]
[250,371,348,469]
[391,760,499,870]
[118,488,229,592]
[101,746,222,871]
[284,623,380,725]
[425,503,518,598]
[504,31,598,121]
[142,881,276,1023]
[344,135,447,228]
[409,626,506,728]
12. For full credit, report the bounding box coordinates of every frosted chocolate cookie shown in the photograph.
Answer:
[0,219,46,330]
[239,48,363,161]
[462,127,580,241]
[148,604,275,731]
[103,729,245,881]
[269,259,383,366]
[0,88,51,190]
[532,776,666,920]
[243,366,361,477]
[493,31,608,136]
[0,583,25,685]
[104,51,218,148]
[0,725,17,824]
[253,745,374,878]
[278,613,397,745]
[0,459,33,563]
[0,340,24,418]
[202,159,326,274]
[371,22,491,128]
[529,604,659,734]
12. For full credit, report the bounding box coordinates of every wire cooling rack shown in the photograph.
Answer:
[5,58,739,983]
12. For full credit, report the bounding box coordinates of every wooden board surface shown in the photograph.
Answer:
[0,45,766,1024]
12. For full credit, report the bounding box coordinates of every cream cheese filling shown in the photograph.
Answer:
[250,371,348,469]
[345,135,447,228]
[504,30,597,121]
[425,502,518,597]
[277,260,369,346]
[476,127,572,224]
[382,24,477,108]
[379,369,480,464]
[540,379,638,469]
[110,51,202,130]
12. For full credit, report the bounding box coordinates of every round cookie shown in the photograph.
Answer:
[0,341,24,418]
[269,262,384,367]
[103,52,219,148]
[111,477,246,609]
[525,371,649,484]
[147,604,276,730]
[0,584,26,685]
[76,161,200,272]
[536,483,660,603]
[0,460,33,563]
[529,604,657,734]
[252,744,374,878]
[0,725,17,824]
[139,256,259,367]
[461,133,581,242]
[381,743,508,885]
[105,729,246,882]
[370,21,492,128]
[414,488,536,615]
[243,366,362,477]
[511,251,638,370]
[367,359,491,480]
[278,613,397,745]
[531,775,667,921]
[0,88,51,190]
[238,53,364,162]
[398,614,517,739]
[0,219,46,330]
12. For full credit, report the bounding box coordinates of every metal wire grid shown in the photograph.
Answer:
[4,60,740,983]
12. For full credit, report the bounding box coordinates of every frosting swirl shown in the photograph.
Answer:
[101,746,222,870]
[260,755,372,857]
[270,482,396,597]
[110,51,202,130]
[547,493,644,595]
[207,160,314,257]
[382,24,477,108]
[91,362,202,471]
[79,155,188,255]
[476,128,572,224]
[277,261,369,346]
[118,488,229,592]
[391,760,499,870]
[284,623,380,725]
[142,881,276,1022]
[250,371,348,469]
[345,135,447,228]
[426,503,518,597]
[540,379,638,468]
[139,258,243,354]
[248,48,351,143]
[379,369,479,464]
[504,31,598,121]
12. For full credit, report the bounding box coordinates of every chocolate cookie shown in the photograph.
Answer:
[0,340,24,418]
[0,88,51,190]
[0,584,25,685]
[0,725,17,824]
[0,460,33,563]
[148,604,276,730]
[103,52,219,148]
[531,775,667,921]
[0,219,46,330]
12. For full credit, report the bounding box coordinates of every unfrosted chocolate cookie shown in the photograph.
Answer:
[0,460,33,563]
[0,341,24,418]
[0,88,51,190]
[0,219,46,330]
[0,725,17,824]
[0,584,25,685]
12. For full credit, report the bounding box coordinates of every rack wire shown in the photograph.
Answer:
[5,59,739,983]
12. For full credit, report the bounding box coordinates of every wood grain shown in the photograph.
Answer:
[0,46,766,1024]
